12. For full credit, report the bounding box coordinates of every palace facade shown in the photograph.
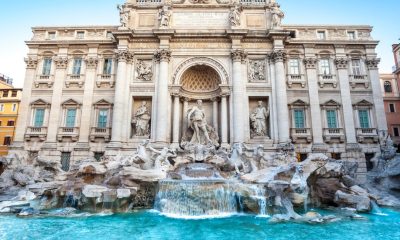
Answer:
[11,0,387,181]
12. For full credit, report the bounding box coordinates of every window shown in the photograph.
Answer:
[106,31,113,39]
[319,59,331,75]
[65,109,77,128]
[94,152,104,162]
[97,109,108,128]
[294,109,305,128]
[358,110,370,128]
[11,91,17,97]
[7,121,15,126]
[48,32,56,40]
[12,104,17,112]
[60,152,71,172]
[72,58,82,75]
[326,110,338,128]
[384,81,393,93]
[317,31,326,40]
[2,90,8,98]
[42,58,52,76]
[3,136,12,146]
[289,59,300,75]
[351,59,362,75]
[103,58,113,75]
[0,104,4,112]
[394,127,400,137]
[389,103,396,113]
[347,31,356,40]
[331,153,341,160]
[34,108,45,127]
[0,121,2,126]
[76,31,85,39]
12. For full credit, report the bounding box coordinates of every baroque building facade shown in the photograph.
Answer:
[11,0,387,181]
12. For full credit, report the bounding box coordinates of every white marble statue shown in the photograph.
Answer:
[148,146,177,171]
[187,100,212,145]
[117,4,130,28]
[250,101,270,137]
[159,6,171,28]
[249,60,265,82]
[132,140,153,169]
[132,101,151,137]
[136,61,153,81]
[229,5,242,27]
[271,3,284,29]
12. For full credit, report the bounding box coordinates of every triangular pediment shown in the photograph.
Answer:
[322,99,341,106]
[62,99,81,106]
[30,99,50,106]
[93,99,113,106]
[290,99,308,106]
[353,99,373,106]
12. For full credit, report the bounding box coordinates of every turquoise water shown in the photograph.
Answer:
[0,209,399,240]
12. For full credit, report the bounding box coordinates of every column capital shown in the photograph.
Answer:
[303,58,318,69]
[154,49,172,62]
[115,50,134,62]
[53,56,68,69]
[210,97,220,102]
[334,58,349,69]
[231,49,247,63]
[365,58,380,70]
[85,57,99,69]
[270,50,287,63]
[24,57,38,69]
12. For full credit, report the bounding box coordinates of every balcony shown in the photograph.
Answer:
[323,128,345,143]
[34,75,54,88]
[25,127,47,141]
[290,128,312,143]
[65,74,85,88]
[57,127,80,142]
[356,128,379,143]
[318,74,337,88]
[349,75,369,89]
[287,74,306,88]
[96,74,115,88]
[90,127,111,142]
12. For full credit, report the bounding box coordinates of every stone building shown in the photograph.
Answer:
[11,0,387,181]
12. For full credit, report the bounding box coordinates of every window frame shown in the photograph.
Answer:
[317,30,326,40]
[384,81,393,93]
[42,58,52,76]
[351,59,363,76]
[358,109,371,129]
[102,58,113,75]
[319,58,331,75]
[288,58,301,75]
[72,57,83,75]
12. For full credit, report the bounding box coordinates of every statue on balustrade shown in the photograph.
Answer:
[270,3,284,29]
[250,101,270,138]
[229,5,242,27]
[132,101,151,137]
[117,4,130,28]
[159,6,172,28]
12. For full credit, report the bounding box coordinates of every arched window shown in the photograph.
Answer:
[384,81,392,93]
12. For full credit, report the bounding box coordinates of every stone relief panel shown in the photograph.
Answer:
[249,98,270,139]
[135,60,154,82]
[131,98,152,138]
[173,12,229,28]
[248,59,266,82]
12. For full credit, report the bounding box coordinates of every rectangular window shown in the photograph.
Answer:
[97,109,108,128]
[289,59,300,75]
[394,127,400,137]
[72,58,82,75]
[358,110,370,128]
[3,136,12,146]
[60,152,71,172]
[347,31,356,40]
[317,31,326,40]
[3,90,8,98]
[326,110,338,128]
[351,59,362,75]
[11,91,17,97]
[12,104,17,112]
[42,58,52,76]
[389,103,395,113]
[76,31,85,39]
[0,104,4,112]
[106,31,113,39]
[65,109,77,128]
[319,59,331,75]
[48,32,56,40]
[7,121,15,127]
[294,109,305,129]
[103,58,113,75]
[34,108,45,127]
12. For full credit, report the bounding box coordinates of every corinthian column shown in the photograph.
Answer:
[220,94,229,146]
[154,49,171,143]
[231,49,247,143]
[366,58,387,133]
[272,50,290,143]
[171,93,181,147]
[110,50,132,146]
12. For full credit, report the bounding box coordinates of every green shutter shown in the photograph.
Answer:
[326,110,337,128]
[294,110,305,128]
[358,110,370,128]
[65,109,76,128]
[34,109,45,127]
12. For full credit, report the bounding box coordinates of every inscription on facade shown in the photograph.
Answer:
[174,12,229,28]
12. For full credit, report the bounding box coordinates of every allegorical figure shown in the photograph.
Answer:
[250,101,270,137]
[187,100,212,145]
[132,101,151,137]
[229,5,242,27]
[159,6,171,28]
[136,60,153,81]
[271,3,284,29]
[117,4,130,28]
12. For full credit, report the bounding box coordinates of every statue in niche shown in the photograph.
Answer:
[117,4,130,28]
[229,5,242,27]
[148,146,177,172]
[136,60,153,81]
[181,100,219,148]
[158,6,172,28]
[249,60,265,82]
[132,101,151,137]
[250,101,270,138]
[270,3,284,29]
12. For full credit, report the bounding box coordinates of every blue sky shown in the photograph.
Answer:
[0,0,398,87]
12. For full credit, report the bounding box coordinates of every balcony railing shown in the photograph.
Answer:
[136,0,162,5]
[25,126,48,141]
[90,127,111,142]
[318,74,337,88]
[356,128,378,143]
[66,74,85,88]
[35,75,54,88]
[290,128,312,143]
[287,74,306,88]
[349,75,369,88]
[57,127,79,141]
[323,128,345,143]
[240,0,267,5]
[96,74,115,88]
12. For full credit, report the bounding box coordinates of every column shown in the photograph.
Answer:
[220,94,229,146]
[231,49,247,143]
[110,50,131,146]
[212,98,219,133]
[182,98,189,136]
[154,49,171,143]
[269,59,279,143]
[171,93,181,146]
[13,57,38,146]
[46,55,68,143]
[77,56,98,145]
[272,50,290,143]
[304,58,324,145]
[122,58,134,142]
[366,58,387,132]
[335,58,357,143]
